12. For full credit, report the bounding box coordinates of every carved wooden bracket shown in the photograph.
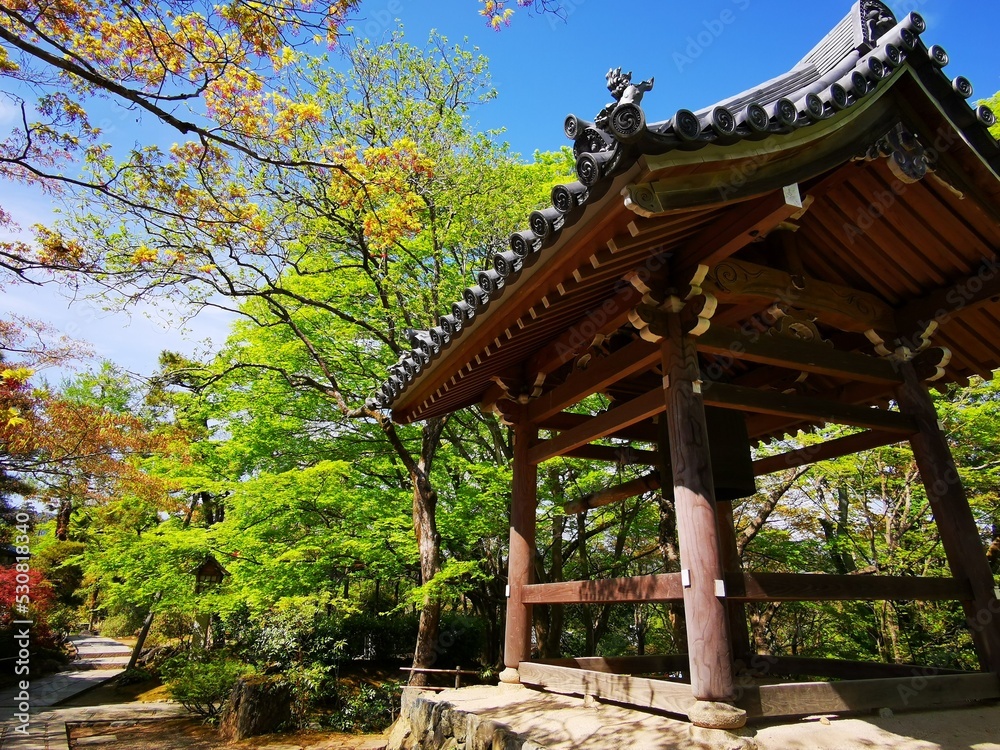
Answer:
[865,319,937,361]
[701,258,896,334]
[764,304,833,347]
[864,123,936,184]
[911,346,952,382]
[622,183,664,218]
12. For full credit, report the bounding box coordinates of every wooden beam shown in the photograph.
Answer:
[556,444,658,465]
[738,673,1000,719]
[502,420,537,676]
[527,339,660,423]
[700,259,897,334]
[895,254,1000,335]
[674,186,804,278]
[703,382,916,434]
[742,656,969,680]
[518,662,696,718]
[528,388,666,465]
[751,430,907,476]
[535,654,689,675]
[726,572,973,602]
[695,325,902,385]
[537,411,660,444]
[662,317,737,704]
[563,471,660,514]
[521,572,683,605]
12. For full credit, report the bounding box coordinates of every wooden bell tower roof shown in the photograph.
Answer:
[374,0,1000,434]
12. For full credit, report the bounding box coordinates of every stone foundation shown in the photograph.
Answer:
[388,689,548,750]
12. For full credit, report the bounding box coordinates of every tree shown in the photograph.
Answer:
[984,91,1000,140]
[29,29,571,680]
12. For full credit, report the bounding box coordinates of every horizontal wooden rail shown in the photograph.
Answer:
[536,654,689,676]
[740,655,969,680]
[556,444,659,465]
[518,662,696,717]
[726,572,973,602]
[521,573,683,605]
[738,672,1000,718]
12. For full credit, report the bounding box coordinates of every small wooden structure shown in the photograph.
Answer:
[374,1,1000,728]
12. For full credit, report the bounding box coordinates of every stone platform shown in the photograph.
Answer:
[387,684,1000,750]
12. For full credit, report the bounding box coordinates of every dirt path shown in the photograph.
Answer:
[70,717,387,750]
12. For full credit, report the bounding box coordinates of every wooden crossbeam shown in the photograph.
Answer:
[703,382,915,434]
[528,388,666,464]
[521,572,683,605]
[751,430,908,476]
[527,339,660,423]
[557,444,659,465]
[726,572,973,602]
[700,259,897,334]
[563,471,660,514]
[696,326,902,384]
[536,411,660,444]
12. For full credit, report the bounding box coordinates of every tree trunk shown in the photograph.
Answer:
[55,497,72,541]
[408,464,442,687]
[126,592,160,671]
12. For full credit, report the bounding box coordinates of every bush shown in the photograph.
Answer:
[98,610,144,638]
[116,667,154,686]
[328,680,402,733]
[161,652,254,720]
[340,612,418,661]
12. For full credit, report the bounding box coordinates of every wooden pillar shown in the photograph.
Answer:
[661,313,739,712]
[500,419,538,683]
[716,500,752,664]
[896,362,1000,674]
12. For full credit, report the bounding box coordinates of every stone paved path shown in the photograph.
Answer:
[0,635,137,749]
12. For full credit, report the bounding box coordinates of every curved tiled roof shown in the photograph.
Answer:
[370,0,998,414]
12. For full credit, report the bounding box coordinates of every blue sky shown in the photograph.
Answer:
[3,0,997,379]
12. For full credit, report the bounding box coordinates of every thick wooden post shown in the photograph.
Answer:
[661,313,743,727]
[896,362,1000,674]
[716,500,752,664]
[500,419,538,683]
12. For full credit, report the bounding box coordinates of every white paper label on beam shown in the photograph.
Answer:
[681,569,691,588]
[505,585,511,598]
[714,579,726,597]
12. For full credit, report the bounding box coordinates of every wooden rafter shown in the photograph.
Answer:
[527,339,660,423]
[528,388,665,465]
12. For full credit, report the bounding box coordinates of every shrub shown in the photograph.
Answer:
[161,652,254,720]
[116,667,154,686]
[328,680,402,733]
